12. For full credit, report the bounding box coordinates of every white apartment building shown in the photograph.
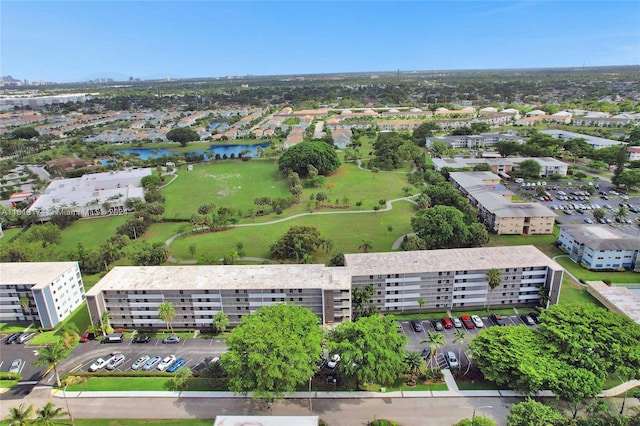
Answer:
[426,132,525,149]
[433,157,568,178]
[345,246,563,312]
[558,225,640,271]
[0,262,85,328]
[85,246,563,329]
[540,129,627,150]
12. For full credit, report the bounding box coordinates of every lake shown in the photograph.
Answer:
[115,142,270,160]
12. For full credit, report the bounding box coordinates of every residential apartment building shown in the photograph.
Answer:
[345,245,563,312]
[449,172,556,235]
[433,157,568,178]
[0,262,85,328]
[558,224,640,271]
[540,129,628,150]
[85,246,563,329]
[85,264,353,329]
[426,132,525,149]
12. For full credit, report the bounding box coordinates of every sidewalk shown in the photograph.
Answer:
[51,381,639,400]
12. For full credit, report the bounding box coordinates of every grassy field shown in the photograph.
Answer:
[161,160,291,220]
[59,215,129,250]
[168,201,416,262]
[484,228,560,258]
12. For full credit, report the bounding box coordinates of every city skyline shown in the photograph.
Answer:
[1,1,639,83]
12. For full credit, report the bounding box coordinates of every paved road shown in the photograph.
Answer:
[2,387,514,426]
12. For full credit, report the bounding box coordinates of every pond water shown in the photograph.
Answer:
[114,142,270,160]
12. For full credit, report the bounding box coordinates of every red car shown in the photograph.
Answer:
[441,317,453,329]
[460,315,475,329]
[80,330,94,342]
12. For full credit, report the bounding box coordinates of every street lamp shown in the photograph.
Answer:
[472,405,493,425]
[308,376,313,414]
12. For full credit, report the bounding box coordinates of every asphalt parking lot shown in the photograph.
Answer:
[398,312,539,369]
[0,333,229,400]
[507,180,640,235]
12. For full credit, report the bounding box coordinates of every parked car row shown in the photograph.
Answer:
[410,315,485,332]
[2,332,37,345]
[88,352,186,373]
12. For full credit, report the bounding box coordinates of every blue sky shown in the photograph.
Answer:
[2,1,639,83]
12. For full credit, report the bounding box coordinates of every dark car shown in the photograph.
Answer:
[410,320,423,332]
[4,333,22,344]
[132,335,151,343]
[490,314,506,326]
[432,320,444,331]
[520,314,535,325]
[529,312,541,324]
[162,335,181,344]
[460,315,475,329]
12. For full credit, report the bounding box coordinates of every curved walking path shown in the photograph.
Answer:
[165,195,420,264]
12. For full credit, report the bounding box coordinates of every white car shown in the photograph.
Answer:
[106,353,126,370]
[9,359,23,374]
[446,351,459,368]
[89,357,108,372]
[131,355,150,370]
[471,315,485,328]
[327,354,341,369]
[157,355,176,371]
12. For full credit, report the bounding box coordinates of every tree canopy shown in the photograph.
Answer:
[270,225,327,263]
[515,159,542,179]
[12,126,40,139]
[410,205,487,249]
[222,303,323,400]
[327,314,408,387]
[166,127,200,147]
[278,141,340,177]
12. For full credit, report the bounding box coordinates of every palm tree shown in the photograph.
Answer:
[404,351,423,385]
[421,331,445,370]
[453,329,467,371]
[101,310,112,335]
[18,293,32,326]
[158,300,176,333]
[58,322,79,349]
[359,240,373,253]
[32,342,66,388]
[36,402,68,426]
[614,206,629,223]
[213,311,229,334]
[5,403,34,426]
[485,268,503,312]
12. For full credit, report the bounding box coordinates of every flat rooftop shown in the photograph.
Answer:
[586,281,640,325]
[0,262,78,289]
[560,224,640,251]
[344,245,563,275]
[86,264,351,295]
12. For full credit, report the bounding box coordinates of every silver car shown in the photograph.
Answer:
[446,351,459,368]
[131,355,150,370]
[9,359,23,374]
[106,353,126,370]
[142,356,162,371]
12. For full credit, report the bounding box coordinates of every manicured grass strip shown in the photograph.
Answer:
[554,256,640,284]
[456,378,499,391]
[558,279,602,306]
[0,379,19,388]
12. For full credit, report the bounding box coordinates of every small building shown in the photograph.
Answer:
[449,172,556,235]
[557,224,640,271]
[0,262,85,328]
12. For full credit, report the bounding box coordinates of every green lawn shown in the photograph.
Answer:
[59,215,129,250]
[558,279,602,306]
[484,228,560,258]
[456,378,499,391]
[555,256,640,284]
[168,201,416,263]
[161,160,291,220]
